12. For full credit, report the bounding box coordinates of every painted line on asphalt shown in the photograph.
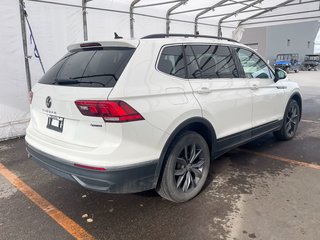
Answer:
[238,149,320,171]
[0,163,95,240]
[301,119,320,124]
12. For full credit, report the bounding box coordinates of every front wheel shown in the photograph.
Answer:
[156,131,210,202]
[274,99,300,140]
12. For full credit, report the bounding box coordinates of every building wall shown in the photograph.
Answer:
[240,27,267,60]
[241,21,320,65]
[266,21,319,65]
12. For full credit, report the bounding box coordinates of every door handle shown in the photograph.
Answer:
[250,84,258,90]
[197,87,211,94]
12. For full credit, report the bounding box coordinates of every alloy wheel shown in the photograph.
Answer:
[285,104,299,137]
[174,144,205,193]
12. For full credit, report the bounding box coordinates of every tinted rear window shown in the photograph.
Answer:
[157,46,186,78]
[39,48,135,88]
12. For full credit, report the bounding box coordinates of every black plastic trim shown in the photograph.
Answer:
[215,120,282,157]
[26,143,158,193]
[142,34,238,43]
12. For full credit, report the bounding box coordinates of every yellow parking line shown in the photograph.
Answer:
[0,163,95,240]
[238,149,320,170]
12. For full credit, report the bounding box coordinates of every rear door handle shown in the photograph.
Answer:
[197,87,211,94]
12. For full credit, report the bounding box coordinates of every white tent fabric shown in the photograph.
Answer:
[0,0,29,140]
[0,0,319,141]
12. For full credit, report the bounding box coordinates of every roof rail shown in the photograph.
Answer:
[141,33,238,43]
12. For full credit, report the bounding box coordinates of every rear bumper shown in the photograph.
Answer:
[26,143,158,193]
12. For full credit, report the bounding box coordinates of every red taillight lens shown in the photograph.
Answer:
[28,91,33,104]
[75,100,144,123]
[74,163,106,171]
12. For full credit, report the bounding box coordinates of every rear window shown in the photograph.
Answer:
[39,47,135,88]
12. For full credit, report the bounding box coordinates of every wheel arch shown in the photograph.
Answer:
[153,117,217,188]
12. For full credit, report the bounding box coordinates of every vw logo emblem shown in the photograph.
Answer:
[46,96,52,108]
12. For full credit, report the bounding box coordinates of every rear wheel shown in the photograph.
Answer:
[294,69,299,73]
[156,131,210,202]
[274,99,300,140]
[285,67,290,74]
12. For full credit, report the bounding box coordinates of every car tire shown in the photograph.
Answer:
[285,67,290,74]
[156,131,210,203]
[274,99,300,141]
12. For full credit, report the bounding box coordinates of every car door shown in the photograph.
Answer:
[185,44,253,143]
[234,47,285,131]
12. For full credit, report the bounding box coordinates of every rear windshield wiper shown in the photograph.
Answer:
[55,79,106,87]
[71,74,118,81]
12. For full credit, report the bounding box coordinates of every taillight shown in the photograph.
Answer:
[28,91,33,104]
[75,100,144,123]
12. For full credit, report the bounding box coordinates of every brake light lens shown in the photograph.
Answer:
[80,42,102,48]
[28,91,33,104]
[75,100,144,122]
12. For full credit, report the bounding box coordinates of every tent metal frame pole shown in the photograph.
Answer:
[194,0,229,35]
[171,0,253,15]
[26,0,235,31]
[224,9,320,23]
[19,0,32,92]
[134,0,182,9]
[238,0,295,26]
[130,0,141,38]
[200,0,320,20]
[166,0,188,34]
[229,0,263,9]
[218,0,263,37]
[241,16,320,26]
[82,0,90,41]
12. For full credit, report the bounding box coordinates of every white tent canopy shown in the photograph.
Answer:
[0,0,319,140]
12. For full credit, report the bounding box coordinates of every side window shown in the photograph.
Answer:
[189,45,239,79]
[235,48,273,79]
[184,45,201,79]
[158,46,186,78]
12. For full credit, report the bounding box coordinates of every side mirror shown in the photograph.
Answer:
[274,68,287,82]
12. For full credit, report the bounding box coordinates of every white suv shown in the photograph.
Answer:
[26,34,302,202]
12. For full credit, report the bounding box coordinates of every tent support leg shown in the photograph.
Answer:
[130,0,141,38]
[166,0,187,34]
[82,0,89,41]
[19,0,32,92]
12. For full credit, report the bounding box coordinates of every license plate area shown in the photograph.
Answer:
[47,115,64,133]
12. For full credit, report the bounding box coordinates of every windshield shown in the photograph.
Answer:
[39,47,135,88]
[276,54,298,61]
[305,55,320,61]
